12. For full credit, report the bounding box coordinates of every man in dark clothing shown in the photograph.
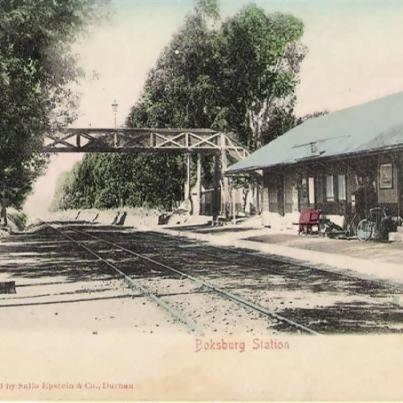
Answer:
[352,177,377,218]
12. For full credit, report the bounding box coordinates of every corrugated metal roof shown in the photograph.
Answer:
[227,92,403,174]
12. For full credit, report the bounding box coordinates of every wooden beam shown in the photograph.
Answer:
[43,129,248,162]
[194,154,202,216]
[184,153,191,207]
[212,155,220,221]
[220,133,230,217]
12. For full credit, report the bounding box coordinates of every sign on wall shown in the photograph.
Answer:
[379,163,393,189]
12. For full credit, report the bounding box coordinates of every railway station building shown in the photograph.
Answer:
[227,92,403,227]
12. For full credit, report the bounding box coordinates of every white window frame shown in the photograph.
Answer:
[337,174,347,201]
[308,177,315,205]
[326,175,334,201]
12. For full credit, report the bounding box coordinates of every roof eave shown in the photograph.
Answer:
[226,142,403,175]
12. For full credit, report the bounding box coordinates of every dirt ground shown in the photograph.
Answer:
[1,221,403,401]
[2,222,402,335]
[171,222,403,264]
[0,224,295,336]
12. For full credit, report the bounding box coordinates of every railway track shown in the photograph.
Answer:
[59,224,320,336]
[135,230,403,292]
[47,224,204,335]
[108,229,403,307]
[67,224,403,333]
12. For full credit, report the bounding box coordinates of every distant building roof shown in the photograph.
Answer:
[227,92,403,174]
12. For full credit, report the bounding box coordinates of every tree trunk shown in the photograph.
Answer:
[0,203,7,227]
[248,105,267,150]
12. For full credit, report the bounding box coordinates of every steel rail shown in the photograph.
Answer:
[116,230,403,313]
[151,231,403,291]
[72,227,320,335]
[47,224,204,335]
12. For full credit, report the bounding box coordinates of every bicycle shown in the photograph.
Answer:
[356,207,399,241]
[345,213,361,238]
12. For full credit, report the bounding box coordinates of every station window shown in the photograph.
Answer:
[301,177,308,201]
[326,175,334,201]
[337,175,347,200]
[308,177,315,205]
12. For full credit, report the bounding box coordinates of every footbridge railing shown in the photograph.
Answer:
[43,128,250,218]
[43,128,248,161]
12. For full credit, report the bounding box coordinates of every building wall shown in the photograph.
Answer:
[377,155,398,205]
[265,172,280,214]
[262,151,403,225]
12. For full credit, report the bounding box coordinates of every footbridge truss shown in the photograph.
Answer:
[43,128,248,161]
[43,128,250,218]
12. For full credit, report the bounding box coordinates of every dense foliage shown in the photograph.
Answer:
[51,154,185,211]
[54,0,307,212]
[0,0,105,222]
[127,1,306,148]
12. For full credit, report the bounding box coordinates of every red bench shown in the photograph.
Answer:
[295,209,322,235]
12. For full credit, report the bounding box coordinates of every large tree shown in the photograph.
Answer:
[51,153,186,211]
[217,6,306,150]
[0,0,105,223]
[56,0,306,212]
[127,2,306,150]
[125,1,306,209]
[127,0,221,129]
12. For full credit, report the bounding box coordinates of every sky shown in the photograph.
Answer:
[24,0,403,217]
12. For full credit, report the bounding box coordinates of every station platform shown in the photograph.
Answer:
[156,222,403,288]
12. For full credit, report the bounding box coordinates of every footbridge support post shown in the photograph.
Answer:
[220,133,230,218]
[184,153,192,214]
[194,153,202,216]
[212,154,220,222]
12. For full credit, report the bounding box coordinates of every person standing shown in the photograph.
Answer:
[352,176,377,218]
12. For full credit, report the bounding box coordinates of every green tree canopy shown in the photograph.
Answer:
[51,154,186,211]
[56,1,307,212]
[0,0,105,220]
[127,2,306,150]
[218,6,306,149]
